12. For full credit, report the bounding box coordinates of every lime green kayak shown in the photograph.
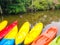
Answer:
[49,36,60,45]
[24,23,43,44]
[15,22,30,45]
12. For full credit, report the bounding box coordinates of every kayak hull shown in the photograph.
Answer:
[0,39,14,45]
[24,23,43,44]
[0,24,18,45]
[32,27,57,45]
[15,22,30,45]
[49,36,60,45]
[0,20,8,31]
[0,20,18,40]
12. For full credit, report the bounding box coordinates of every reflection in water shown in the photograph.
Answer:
[2,16,4,21]
[43,21,60,36]
[0,10,60,28]
[20,15,23,18]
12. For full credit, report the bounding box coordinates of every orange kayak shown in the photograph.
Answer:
[32,27,57,45]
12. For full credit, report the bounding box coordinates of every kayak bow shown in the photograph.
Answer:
[32,27,57,45]
[0,20,8,31]
[0,25,18,45]
[49,35,60,45]
[24,23,43,45]
[0,20,18,40]
[15,22,30,45]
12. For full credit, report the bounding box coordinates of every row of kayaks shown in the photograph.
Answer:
[0,20,60,45]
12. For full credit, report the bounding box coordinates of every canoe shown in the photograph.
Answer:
[24,23,43,45]
[49,36,60,45]
[32,27,57,45]
[0,20,8,31]
[15,22,30,45]
[0,25,18,45]
[0,20,18,40]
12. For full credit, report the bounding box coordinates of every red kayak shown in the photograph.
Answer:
[0,20,18,40]
[32,27,57,45]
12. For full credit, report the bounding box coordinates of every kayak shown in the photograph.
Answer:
[49,36,60,45]
[0,20,18,40]
[0,25,18,45]
[32,27,57,45]
[24,23,43,45]
[15,22,30,45]
[0,20,8,31]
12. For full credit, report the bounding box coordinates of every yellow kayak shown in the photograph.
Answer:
[4,25,18,39]
[15,22,30,45]
[24,23,43,44]
[0,25,18,45]
[0,20,8,31]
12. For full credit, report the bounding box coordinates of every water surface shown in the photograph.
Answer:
[0,10,60,28]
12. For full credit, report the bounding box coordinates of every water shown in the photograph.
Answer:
[0,10,60,28]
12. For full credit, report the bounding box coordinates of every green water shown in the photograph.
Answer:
[0,10,60,28]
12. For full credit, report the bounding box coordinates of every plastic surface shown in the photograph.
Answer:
[24,23,43,44]
[32,27,57,45]
[4,25,18,39]
[0,20,18,40]
[0,39,14,45]
[0,25,18,45]
[15,22,30,45]
[49,36,60,45]
[0,20,8,31]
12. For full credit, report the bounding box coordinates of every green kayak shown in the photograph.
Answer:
[49,36,60,45]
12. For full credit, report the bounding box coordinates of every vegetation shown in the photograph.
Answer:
[55,0,60,9]
[0,0,60,14]
[29,0,48,11]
